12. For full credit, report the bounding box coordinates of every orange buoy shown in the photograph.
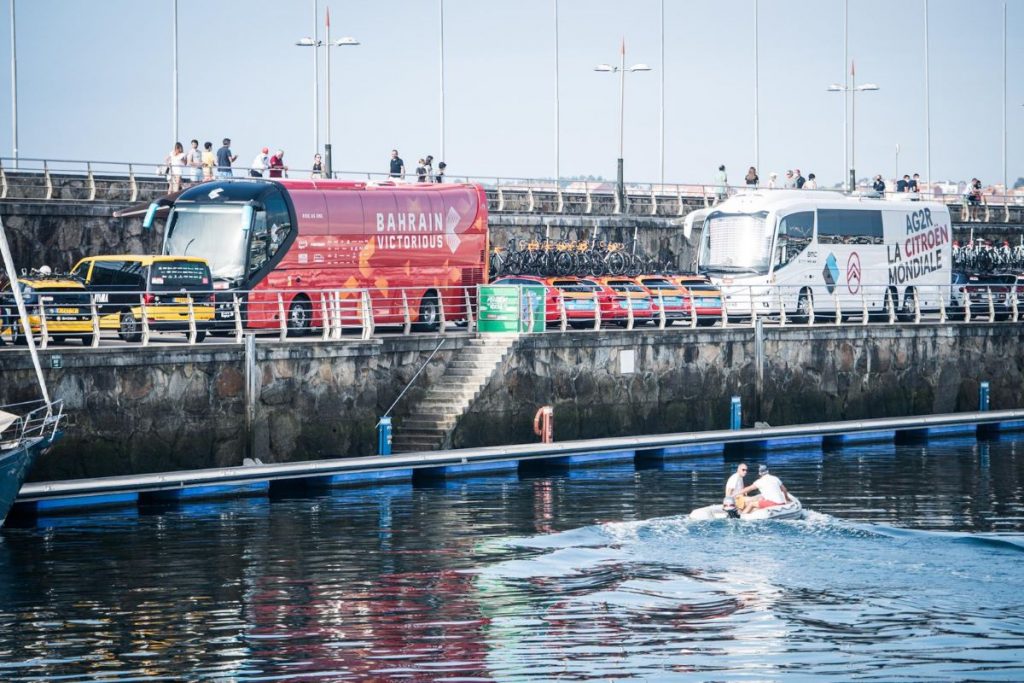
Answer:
[533,405,554,444]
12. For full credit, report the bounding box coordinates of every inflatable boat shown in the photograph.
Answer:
[689,495,804,521]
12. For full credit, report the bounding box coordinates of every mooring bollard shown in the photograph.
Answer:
[377,416,393,455]
[730,396,742,430]
[979,381,990,412]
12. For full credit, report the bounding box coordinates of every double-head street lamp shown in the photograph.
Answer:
[595,41,650,213]
[827,65,878,192]
[296,10,359,178]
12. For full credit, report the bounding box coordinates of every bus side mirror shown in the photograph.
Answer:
[241,205,254,232]
[142,203,158,230]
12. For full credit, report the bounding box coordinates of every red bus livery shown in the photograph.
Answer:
[155,179,489,333]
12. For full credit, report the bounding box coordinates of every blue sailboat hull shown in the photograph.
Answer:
[1,433,57,527]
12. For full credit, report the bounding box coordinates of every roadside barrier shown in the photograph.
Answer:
[2,279,1023,349]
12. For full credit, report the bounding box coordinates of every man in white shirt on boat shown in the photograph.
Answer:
[725,463,749,509]
[736,464,791,513]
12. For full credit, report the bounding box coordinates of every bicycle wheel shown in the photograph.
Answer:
[554,251,574,276]
[606,251,627,275]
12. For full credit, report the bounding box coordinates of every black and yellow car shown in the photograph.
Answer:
[70,255,215,343]
[0,271,96,346]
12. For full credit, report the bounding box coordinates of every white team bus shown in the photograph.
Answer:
[693,191,952,321]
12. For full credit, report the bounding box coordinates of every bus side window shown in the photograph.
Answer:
[775,211,813,268]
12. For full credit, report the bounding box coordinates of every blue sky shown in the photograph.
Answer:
[0,0,1020,187]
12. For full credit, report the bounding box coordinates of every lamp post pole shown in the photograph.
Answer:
[828,65,878,192]
[596,41,651,215]
[296,10,358,179]
[9,0,17,168]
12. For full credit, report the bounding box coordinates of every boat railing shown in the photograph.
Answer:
[0,399,63,445]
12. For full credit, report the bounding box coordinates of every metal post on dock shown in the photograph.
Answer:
[377,416,393,455]
[980,381,990,412]
[754,317,764,424]
[244,334,258,462]
[730,396,742,430]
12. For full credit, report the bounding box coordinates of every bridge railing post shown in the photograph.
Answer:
[89,295,101,348]
[401,290,411,336]
[463,287,475,333]
[657,292,666,330]
[233,293,244,344]
[558,292,567,332]
[277,293,287,341]
[128,164,138,203]
[320,292,331,341]
[43,160,53,200]
[436,289,446,336]
[140,294,151,346]
[86,162,96,201]
[592,291,601,330]
[36,302,48,350]
[186,295,197,344]
[0,158,7,199]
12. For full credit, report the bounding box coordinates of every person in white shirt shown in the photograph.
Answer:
[737,464,791,513]
[250,147,269,178]
[725,463,749,511]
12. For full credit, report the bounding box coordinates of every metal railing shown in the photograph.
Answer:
[0,399,64,445]
[2,156,1020,222]
[2,280,1023,351]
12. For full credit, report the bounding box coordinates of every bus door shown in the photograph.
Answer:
[771,211,815,311]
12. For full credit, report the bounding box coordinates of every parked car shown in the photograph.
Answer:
[671,275,723,325]
[0,271,95,345]
[950,271,1016,321]
[593,276,658,325]
[635,275,693,324]
[544,276,604,328]
[70,255,215,342]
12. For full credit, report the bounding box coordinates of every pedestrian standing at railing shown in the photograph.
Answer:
[415,158,427,182]
[910,173,921,195]
[216,138,237,178]
[896,174,910,192]
[783,170,795,188]
[185,139,203,185]
[202,142,216,181]
[311,153,323,179]
[794,169,806,189]
[805,173,818,190]
[389,149,406,179]
[745,166,758,187]
[767,171,778,189]
[873,175,886,195]
[435,161,446,183]
[166,142,186,193]
[268,150,288,178]
[424,155,434,183]
[714,165,728,203]
[250,147,269,178]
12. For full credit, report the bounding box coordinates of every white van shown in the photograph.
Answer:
[694,191,952,321]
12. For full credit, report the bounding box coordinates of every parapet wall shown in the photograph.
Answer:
[2,324,1021,482]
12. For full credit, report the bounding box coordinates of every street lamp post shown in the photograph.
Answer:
[296,9,359,178]
[595,40,650,214]
[828,63,878,191]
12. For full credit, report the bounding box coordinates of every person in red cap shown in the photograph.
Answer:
[250,147,269,178]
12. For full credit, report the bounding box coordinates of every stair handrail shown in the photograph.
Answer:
[383,338,447,418]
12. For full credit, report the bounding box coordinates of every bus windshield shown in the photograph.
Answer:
[165,206,248,281]
[697,211,772,275]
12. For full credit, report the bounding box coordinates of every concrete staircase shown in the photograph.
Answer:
[392,335,517,453]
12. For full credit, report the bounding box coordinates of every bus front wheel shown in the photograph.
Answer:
[415,292,440,332]
[287,297,312,337]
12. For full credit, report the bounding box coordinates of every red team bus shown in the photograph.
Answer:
[145,178,489,333]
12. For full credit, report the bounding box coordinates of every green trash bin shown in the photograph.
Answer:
[478,285,547,333]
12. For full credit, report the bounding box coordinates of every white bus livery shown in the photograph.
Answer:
[695,191,951,321]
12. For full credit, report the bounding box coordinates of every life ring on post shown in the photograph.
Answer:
[533,405,554,444]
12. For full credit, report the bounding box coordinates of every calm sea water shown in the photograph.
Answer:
[2,436,1024,681]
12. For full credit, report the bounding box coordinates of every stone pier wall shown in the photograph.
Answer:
[1,324,1022,482]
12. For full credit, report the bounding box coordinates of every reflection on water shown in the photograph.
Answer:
[1,438,1024,680]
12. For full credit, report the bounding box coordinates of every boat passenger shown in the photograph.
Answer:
[725,463,748,509]
[737,464,791,513]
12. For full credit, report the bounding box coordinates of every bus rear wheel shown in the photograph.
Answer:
[415,292,440,332]
[287,297,312,337]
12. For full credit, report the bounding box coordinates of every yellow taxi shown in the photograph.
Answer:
[70,255,215,342]
[0,269,95,345]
